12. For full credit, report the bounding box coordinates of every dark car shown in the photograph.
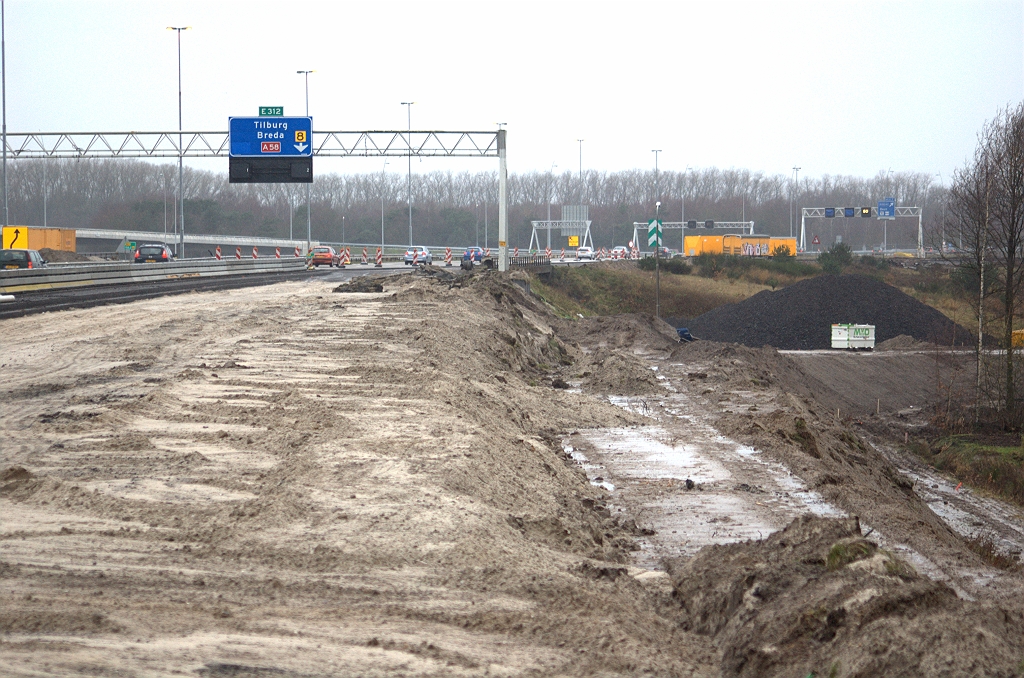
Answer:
[0,248,47,269]
[134,243,174,263]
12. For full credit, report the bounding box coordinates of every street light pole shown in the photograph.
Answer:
[577,139,584,201]
[651,149,662,202]
[655,201,661,319]
[168,26,190,257]
[402,102,414,246]
[2,0,8,229]
[682,165,690,251]
[297,70,314,253]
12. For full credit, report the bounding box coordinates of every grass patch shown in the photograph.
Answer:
[965,535,1021,571]
[915,435,1024,507]
[529,261,766,319]
[825,540,875,571]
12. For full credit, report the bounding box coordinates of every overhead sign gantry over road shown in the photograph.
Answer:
[228,116,313,183]
[4,128,511,271]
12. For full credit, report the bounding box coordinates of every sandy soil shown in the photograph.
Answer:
[2,269,1023,677]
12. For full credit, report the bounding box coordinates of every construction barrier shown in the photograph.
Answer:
[560,248,565,260]
[513,246,519,257]
[545,246,551,258]
[485,248,491,257]
[361,247,368,265]
[235,246,242,260]
[375,247,383,267]
[275,247,281,259]
[215,246,222,261]
[294,246,301,257]
[345,247,351,265]
[445,247,452,266]
[252,247,259,259]
[412,250,419,265]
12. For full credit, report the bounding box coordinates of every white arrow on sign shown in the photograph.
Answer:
[294,143,309,153]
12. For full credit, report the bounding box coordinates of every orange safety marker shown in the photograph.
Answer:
[215,246,222,260]
[235,246,242,260]
[375,247,383,267]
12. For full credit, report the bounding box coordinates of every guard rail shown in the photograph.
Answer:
[0,257,307,294]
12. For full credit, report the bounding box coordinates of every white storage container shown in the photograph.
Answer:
[831,324,875,350]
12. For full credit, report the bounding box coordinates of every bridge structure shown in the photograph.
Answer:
[3,129,512,271]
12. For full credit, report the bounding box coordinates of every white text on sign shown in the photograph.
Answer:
[261,142,281,153]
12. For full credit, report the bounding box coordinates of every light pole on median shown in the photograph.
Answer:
[298,70,314,253]
[401,102,415,246]
[167,26,190,257]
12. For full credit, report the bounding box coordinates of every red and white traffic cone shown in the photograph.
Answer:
[361,247,368,265]
[375,247,383,267]
[275,247,281,259]
[342,248,350,267]
[412,250,419,265]
[252,247,258,259]
[545,246,551,258]
[560,248,565,260]
[485,248,491,257]
[345,247,351,265]
[235,247,241,260]
[513,246,519,257]
[215,246,222,260]
[445,247,452,266]
[294,246,301,257]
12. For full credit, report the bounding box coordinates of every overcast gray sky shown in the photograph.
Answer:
[6,0,1023,180]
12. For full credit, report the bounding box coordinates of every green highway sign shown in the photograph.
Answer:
[647,219,663,247]
[259,106,284,117]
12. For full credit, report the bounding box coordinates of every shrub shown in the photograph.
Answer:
[818,242,853,275]
[771,244,792,257]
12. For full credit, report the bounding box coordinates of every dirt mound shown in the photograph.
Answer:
[557,313,680,354]
[38,248,92,263]
[686,274,975,350]
[1,465,33,482]
[580,350,662,395]
[333,276,386,293]
[876,334,939,351]
[668,515,1024,678]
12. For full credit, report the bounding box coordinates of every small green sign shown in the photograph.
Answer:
[259,106,284,117]
[126,241,136,251]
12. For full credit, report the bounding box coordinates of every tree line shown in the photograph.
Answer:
[5,157,946,251]
[948,102,1024,428]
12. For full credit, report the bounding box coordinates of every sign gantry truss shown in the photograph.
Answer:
[630,221,755,251]
[3,128,511,271]
[800,206,923,256]
[2,130,501,159]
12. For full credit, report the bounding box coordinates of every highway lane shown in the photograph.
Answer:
[0,263,410,320]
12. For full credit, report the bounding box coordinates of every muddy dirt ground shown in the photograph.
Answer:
[2,269,1023,677]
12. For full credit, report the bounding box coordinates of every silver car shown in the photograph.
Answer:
[403,246,432,265]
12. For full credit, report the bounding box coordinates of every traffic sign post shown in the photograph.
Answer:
[228,116,313,184]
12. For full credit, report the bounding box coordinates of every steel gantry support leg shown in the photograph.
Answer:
[800,210,806,252]
[498,129,508,272]
[918,212,924,258]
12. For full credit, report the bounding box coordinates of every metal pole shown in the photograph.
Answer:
[2,0,7,229]
[655,201,661,319]
[168,27,190,257]
[402,102,414,246]
[577,139,583,201]
[498,129,508,272]
[300,71,313,253]
[42,158,46,227]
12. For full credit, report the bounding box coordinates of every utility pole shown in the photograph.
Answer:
[298,70,314,253]
[168,26,190,257]
[577,139,584,201]
[655,201,661,319]
[2,0,8,228]
[402,102,415,246]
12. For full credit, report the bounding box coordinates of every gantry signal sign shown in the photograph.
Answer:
[229,115,313,184]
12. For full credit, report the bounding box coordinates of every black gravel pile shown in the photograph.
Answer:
[685,274,976,350]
